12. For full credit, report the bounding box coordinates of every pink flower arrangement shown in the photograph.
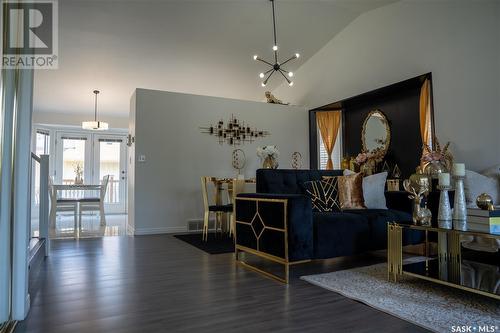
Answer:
[355,147,385,166]
[355,152,368,164]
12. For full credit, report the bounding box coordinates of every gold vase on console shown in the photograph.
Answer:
[262,156,278,169]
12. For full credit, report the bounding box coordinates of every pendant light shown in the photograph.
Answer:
[253,0,300,87]
[82,90,109,130]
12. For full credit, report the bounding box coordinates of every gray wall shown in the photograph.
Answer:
[129,89,308,235]
[274,0,500,171]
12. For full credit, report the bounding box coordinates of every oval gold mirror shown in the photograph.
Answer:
[362,110,390,156]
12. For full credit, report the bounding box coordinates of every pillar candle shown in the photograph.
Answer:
[438,173,450,186]
[452,163,465,176]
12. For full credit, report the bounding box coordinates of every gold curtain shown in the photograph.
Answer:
[419,79,432,149]
[316,111,342,170]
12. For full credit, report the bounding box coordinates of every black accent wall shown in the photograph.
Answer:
[310,73,434,179]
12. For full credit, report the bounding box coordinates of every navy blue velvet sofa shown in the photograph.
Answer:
[234,169,423,283]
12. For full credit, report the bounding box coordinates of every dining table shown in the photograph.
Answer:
[52,183,103,238]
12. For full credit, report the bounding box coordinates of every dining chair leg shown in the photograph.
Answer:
[229,212,235,238]
[203,211,209,241]
[75,204,79,239]
[99,203,106,226]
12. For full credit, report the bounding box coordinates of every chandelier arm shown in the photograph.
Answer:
[264,70,276,84]
[257,58,274,67]
[280,55,297,66]
[278,69,291,84]
[263,68,274,75]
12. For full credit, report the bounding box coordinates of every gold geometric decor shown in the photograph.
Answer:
[199,114,269,146]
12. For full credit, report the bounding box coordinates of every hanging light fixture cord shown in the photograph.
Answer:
[94,90,99,122]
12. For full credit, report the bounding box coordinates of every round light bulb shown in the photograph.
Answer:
[261,82,266,87]
[253,55,258,60]
[295,53,300,58]
[259,73,265,78]
[289,81,294,86]
[288,72,294,77]
[272,45,278,51]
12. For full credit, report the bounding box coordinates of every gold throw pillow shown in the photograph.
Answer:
[337,173,366,210]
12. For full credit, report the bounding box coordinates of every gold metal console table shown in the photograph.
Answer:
[387,222,500,300]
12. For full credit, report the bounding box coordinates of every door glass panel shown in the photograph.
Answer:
[99,140,120,204]
[62,137,86,185]
[31,131,49,239]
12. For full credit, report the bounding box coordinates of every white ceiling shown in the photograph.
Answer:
[34,0,397,118]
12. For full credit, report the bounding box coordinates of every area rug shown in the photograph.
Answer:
[301,262,500,333]
[173,233,234,254]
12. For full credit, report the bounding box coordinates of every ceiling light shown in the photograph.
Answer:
[252,0,300,87]
[289,81,294,86]
[82,90,109,130]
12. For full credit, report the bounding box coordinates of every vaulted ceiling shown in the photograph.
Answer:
[34,0,397,118]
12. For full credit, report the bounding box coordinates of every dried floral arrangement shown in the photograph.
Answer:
[421,136,453,170]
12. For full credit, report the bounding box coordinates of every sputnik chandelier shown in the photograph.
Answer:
[253,0,300,87]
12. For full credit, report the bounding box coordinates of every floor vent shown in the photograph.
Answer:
[187,219,214,232]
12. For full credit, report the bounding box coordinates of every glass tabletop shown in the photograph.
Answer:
[393,222,500,239]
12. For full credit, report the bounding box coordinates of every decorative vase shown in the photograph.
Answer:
[262,156,278,169]
[452,175,467,231]
[424,160,447,179]
[437,185,452,229]
[476,193,494,211]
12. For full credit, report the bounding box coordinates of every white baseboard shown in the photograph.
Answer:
[134,226,187,235]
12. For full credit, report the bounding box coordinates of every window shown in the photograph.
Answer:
[318,126,342,170]
[35,129,50,155]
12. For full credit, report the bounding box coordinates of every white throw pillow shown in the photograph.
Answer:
[464,170,500,207]
[344,170,388,209]
[482,164,500,179]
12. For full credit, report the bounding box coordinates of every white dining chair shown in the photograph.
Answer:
[79,175,110,229]
[48,177,78,238]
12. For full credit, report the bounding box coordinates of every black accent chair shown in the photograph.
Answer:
[234,169,424,283]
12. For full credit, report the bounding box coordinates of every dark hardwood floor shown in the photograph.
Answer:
[16,235,427,333]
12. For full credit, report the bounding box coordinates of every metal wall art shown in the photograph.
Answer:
[200,114,269,145]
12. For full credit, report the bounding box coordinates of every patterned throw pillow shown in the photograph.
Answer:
[301,178,340,212]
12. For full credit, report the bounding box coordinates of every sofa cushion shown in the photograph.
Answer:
[301,178,341,212]
[344,209,424,250]
[344,170,388,209]
[312,212,371,259]
[464,169,500,206]
[256,169,343,194]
